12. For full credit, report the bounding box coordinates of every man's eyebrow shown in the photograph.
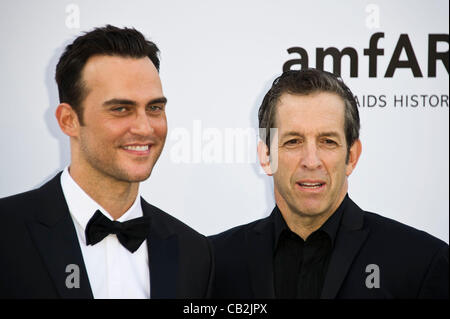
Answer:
[102,97,168,107]
[103,98,137,107]
[318,131,342,139]
[280,131,342,139]
[147,97,168,105]
[280,131,303,139]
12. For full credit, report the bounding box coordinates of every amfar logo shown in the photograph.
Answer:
[283,32,449,78]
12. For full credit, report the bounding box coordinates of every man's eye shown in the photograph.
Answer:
[285,139,300,145]
[112,107,128,113]
[147,105,163,112]
[323,139,338,145]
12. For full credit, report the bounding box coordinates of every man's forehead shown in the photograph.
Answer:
[277,91,345,108]
[84,54,155,67]
[80,55,162,99]
[82,55,157,79]
[275,92,346,134]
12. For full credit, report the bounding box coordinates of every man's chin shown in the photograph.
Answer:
[109,167,153,183]
[125,171,153,183]
[292,201,326,217]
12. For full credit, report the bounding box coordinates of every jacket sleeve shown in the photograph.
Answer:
[418,244,449,299]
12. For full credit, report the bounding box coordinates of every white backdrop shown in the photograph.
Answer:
[0,0,448,242]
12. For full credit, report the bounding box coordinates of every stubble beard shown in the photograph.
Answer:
[79,139,163,184]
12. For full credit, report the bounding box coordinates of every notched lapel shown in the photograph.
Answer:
[142,199,179,299]
[27,216,93,299]
[246,219,275,298]
[321,199,369,299]
[27,173,93,299]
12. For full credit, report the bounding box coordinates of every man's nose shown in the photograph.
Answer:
[130,110,154,136]
[300,143,322,170]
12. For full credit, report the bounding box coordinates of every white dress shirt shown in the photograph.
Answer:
[60,167,150,299]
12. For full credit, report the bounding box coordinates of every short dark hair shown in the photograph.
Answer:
[55,25,160,124]
[258,69,360,160]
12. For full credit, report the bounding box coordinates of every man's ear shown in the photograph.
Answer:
[55,103,80,137]
[258,140,273,176]
[346,139,362,176]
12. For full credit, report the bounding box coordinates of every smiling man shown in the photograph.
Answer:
[210,69,448,299]
[0,25,213,299]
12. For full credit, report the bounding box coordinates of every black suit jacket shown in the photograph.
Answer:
[210,198,448,299]
[0,173,214,299]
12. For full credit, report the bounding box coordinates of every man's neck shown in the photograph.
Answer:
[68,166,139,220]
[275,193,346,241]
[281,209,332,240]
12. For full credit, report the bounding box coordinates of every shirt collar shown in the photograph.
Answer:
[60,166,143,233]
[320,194,348,245]
[273,206,288,250]
[273,194,349,249]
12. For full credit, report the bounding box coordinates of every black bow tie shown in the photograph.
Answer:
[85,210,151,253]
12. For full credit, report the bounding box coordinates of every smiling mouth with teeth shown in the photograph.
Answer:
[298,182,325,189]
[123,145,150,151]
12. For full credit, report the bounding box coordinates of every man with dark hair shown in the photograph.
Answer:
[0,25,213,299]
[210,69,448,299]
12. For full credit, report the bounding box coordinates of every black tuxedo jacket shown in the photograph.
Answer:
[0,173,214,299]
[210,198,448,299]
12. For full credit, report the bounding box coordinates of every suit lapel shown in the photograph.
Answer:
[321,198,369,299]
[142,199,179,299]
[246,214,276,298]
[27,173,93,298]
